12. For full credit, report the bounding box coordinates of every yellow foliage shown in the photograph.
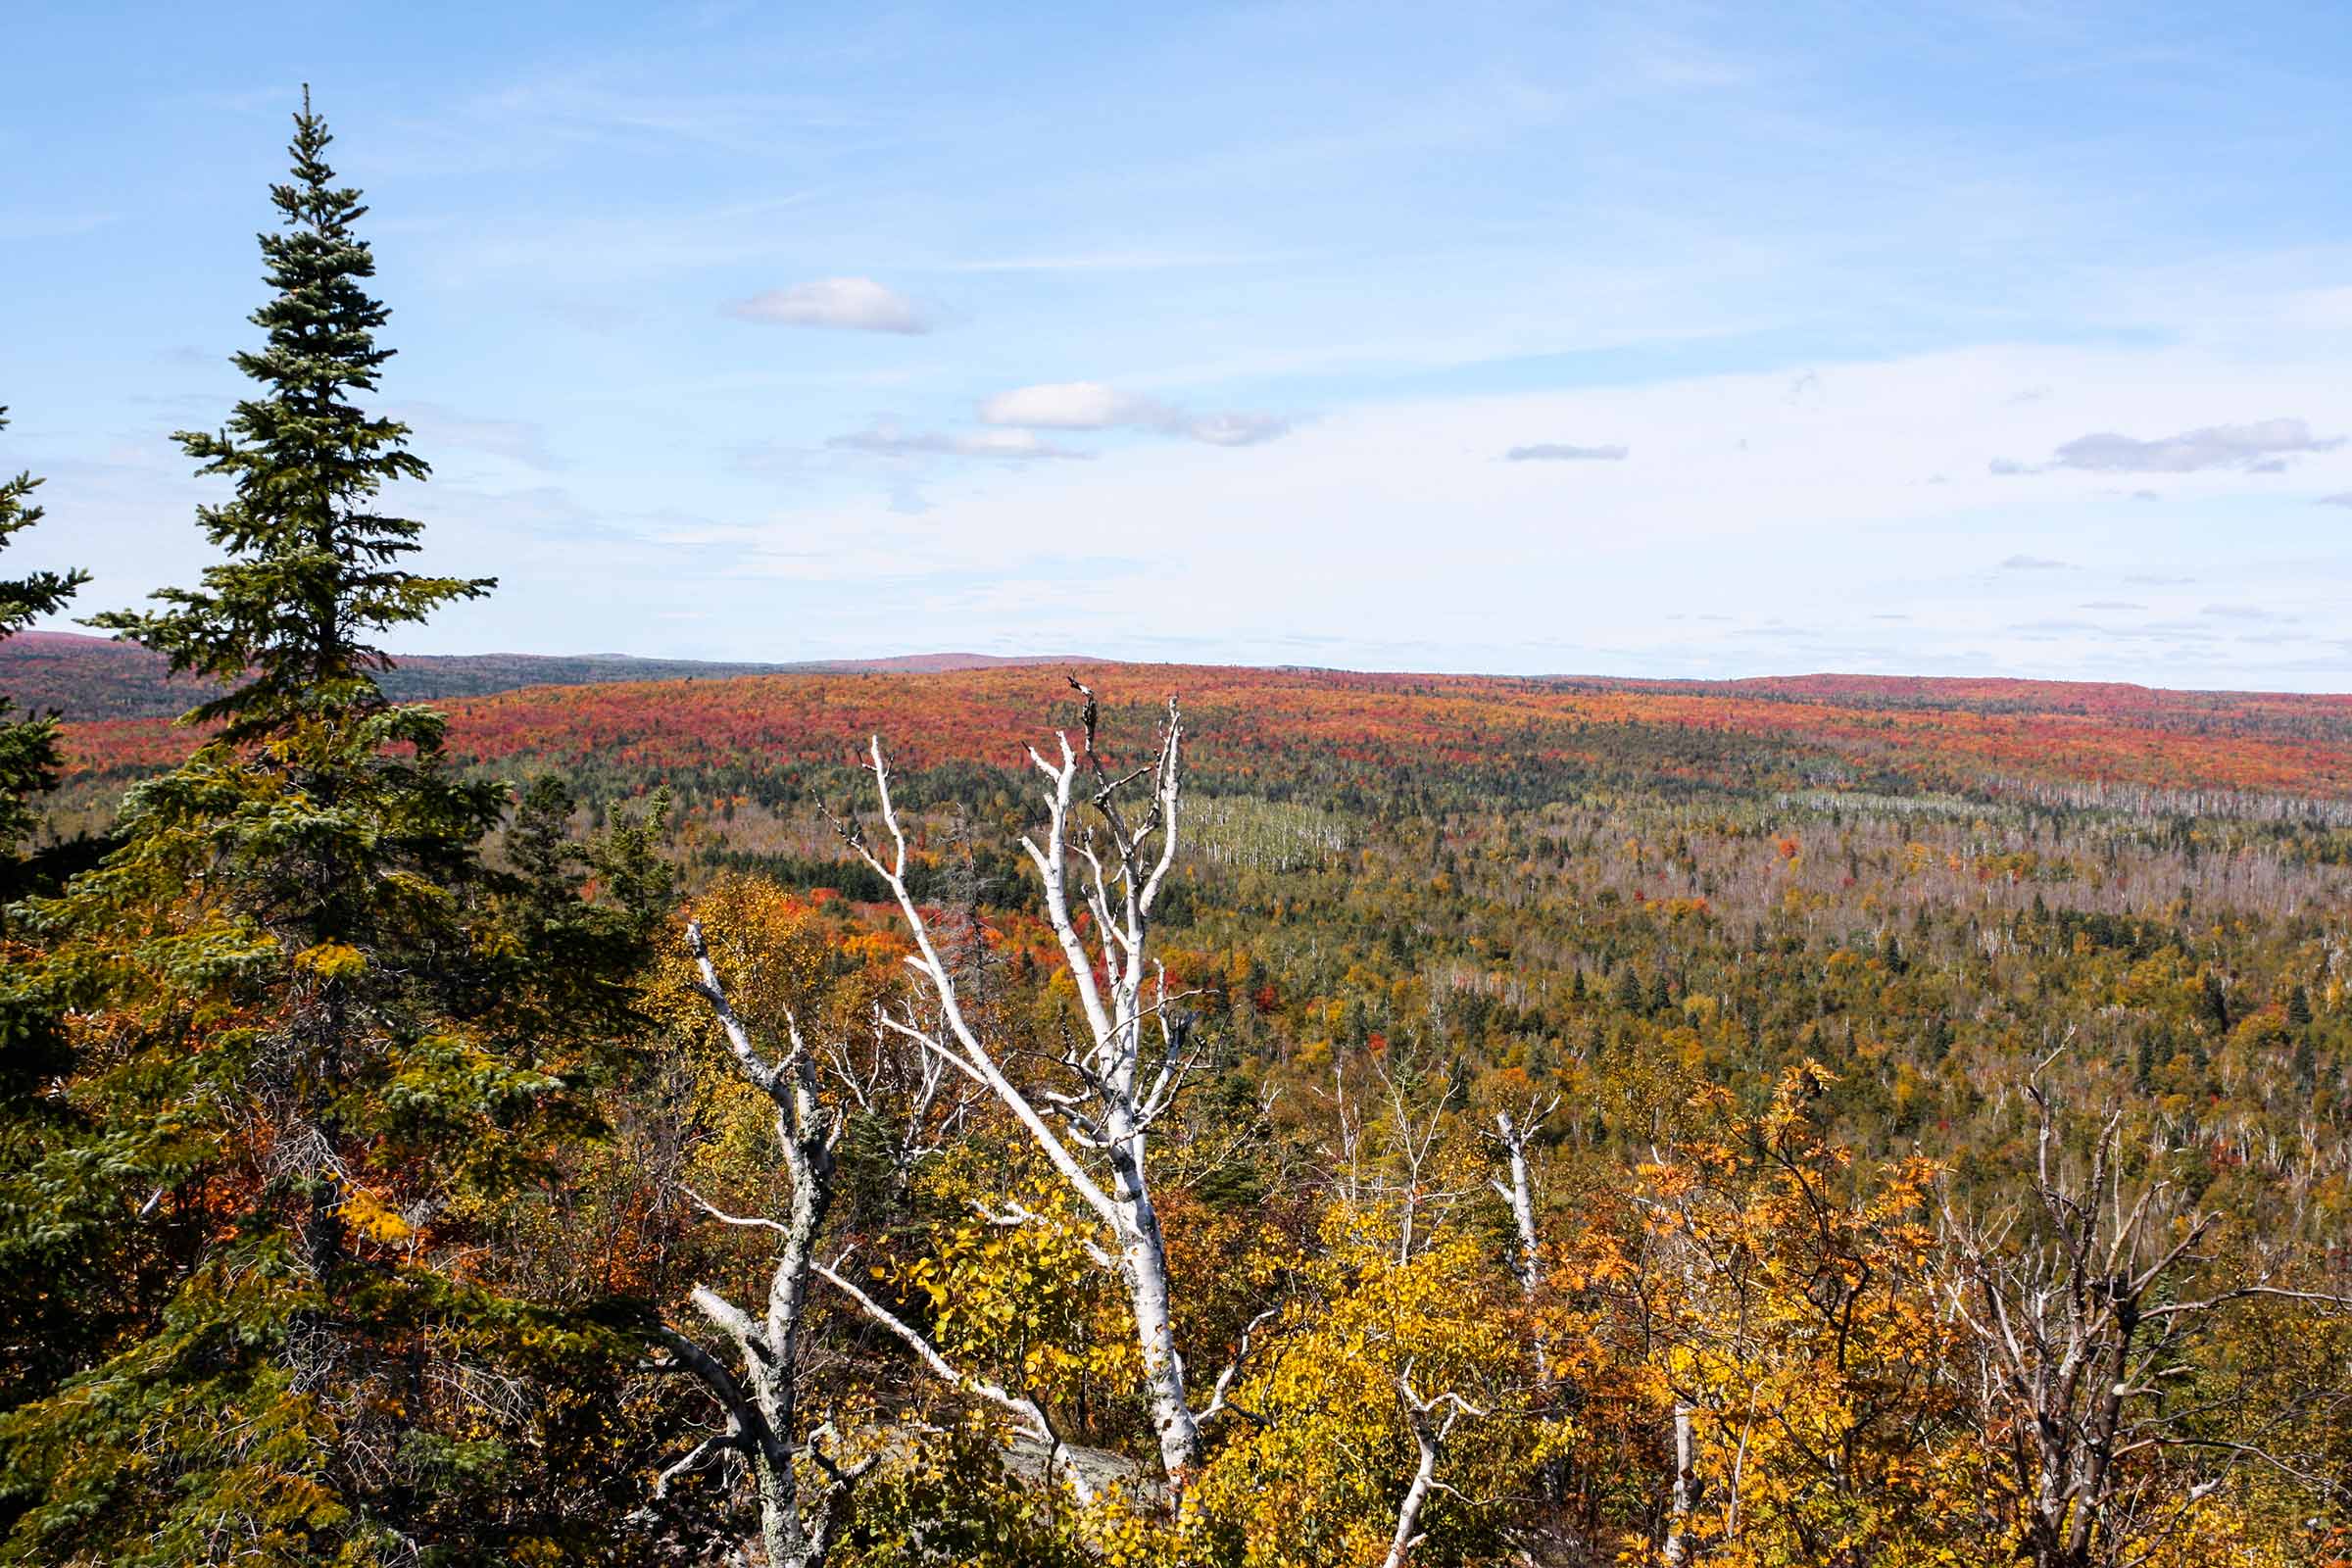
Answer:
[293,941,368,980]
[896,1161,1138,1406]
[338,1185,413,1244]
[1188,1228,1551,1568]
[1630,1064,1976,1567]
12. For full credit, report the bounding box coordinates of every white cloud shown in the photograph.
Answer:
[978,380,1291,447]
[978,381,1131,428]
[54,327,2352,687]
[728,277,931,334]
[780,339,2345,682]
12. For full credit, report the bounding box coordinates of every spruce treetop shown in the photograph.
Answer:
[1,408,89,848]
[0,409,88,640]
[88,87,492,738]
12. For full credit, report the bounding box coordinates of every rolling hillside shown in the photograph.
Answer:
[50,658,2352,811]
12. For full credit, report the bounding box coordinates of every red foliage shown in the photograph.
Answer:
[57,662,2352,801]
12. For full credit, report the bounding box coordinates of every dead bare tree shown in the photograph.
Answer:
[818,685,1249,1497]
[1321,1043,1478,1265]
[822,1004,969,1209]
[638,921,872,1568]
[1943,1071,2351,1568]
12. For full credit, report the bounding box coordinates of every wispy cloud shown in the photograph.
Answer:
[1995,417,2345,476]
[417,74,880,167]
[2000,554,2074,570]
[728,277,931,334]
[828,422,1089,461]
[2320,493,2352,509]
[1505,442,1630,462]
[978,380,1291,447]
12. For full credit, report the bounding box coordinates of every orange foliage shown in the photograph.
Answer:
[58,662,2352,800]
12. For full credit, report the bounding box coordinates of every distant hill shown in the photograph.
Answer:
[0,630,1073,721]
[16,625,2347,808]
[49,659,2352,809]
[1553,671,2352,739]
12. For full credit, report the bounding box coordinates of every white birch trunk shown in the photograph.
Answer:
[832,691,1224,1496]
[1383,1424,1444,1568]
[1492,1106,1554,1385]
[643,924,870,1568]
[1384,1374,1479,1568]
[1662,1398,1698,1568]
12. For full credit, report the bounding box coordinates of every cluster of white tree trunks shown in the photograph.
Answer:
[647,692,1298,1563]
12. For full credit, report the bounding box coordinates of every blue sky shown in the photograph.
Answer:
[5,0,2350,688]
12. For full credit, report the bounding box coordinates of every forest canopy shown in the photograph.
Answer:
[4,95,2351,1568]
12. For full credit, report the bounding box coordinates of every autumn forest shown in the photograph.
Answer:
[6,101,2352,1568]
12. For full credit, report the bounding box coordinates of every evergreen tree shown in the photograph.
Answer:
[0,408,96,1452]
[2199,972,2230,1036]
[2287,984,2313,1030]
[0,410,89,851]
[87,88,490,739]
[0,97,660,1566]
[1612,964,1644,1014]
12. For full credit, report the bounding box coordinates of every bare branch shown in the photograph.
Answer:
[815,1262,1053,1440]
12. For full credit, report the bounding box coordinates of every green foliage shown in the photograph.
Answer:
[0,407,89,849]
[84,89,490,740]
[836,1421,1102,1568]
[0,699,660,1561]
[0,97,666,1566]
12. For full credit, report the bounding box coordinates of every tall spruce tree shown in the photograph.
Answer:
[87,87,489,738]
[0,410,89,851]
[0,96,662,1566]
